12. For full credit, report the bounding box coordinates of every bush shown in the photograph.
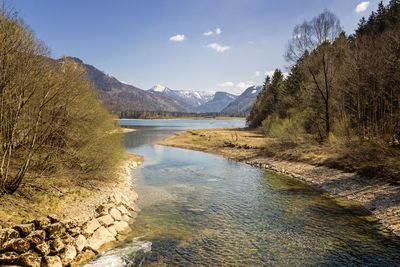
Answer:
[262,111,306,144]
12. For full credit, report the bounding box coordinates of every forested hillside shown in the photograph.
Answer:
[248,1,400,146]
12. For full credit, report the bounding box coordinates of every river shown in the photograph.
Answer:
[87,119,400,266]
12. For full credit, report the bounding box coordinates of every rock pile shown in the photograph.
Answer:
[0,191,138,267]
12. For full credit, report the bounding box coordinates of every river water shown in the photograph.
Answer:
[87,119,400,266]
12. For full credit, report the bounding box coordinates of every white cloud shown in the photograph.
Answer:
[169,34,186,42]
[217,80,256,94]
[217,81,235,87]
[355,1,370,13]
[207,43,231,53]
[203,28,222,36]
[254,71,261,77]
[236,81,255,90]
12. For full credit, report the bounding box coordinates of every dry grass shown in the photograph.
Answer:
[159,128,400,183]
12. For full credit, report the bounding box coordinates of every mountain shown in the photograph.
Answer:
[197,92,237,113]
[221,85,262,116]
[60,57,193,113]
[149,85,215,109]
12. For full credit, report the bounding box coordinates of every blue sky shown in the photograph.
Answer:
[11,0,386,94]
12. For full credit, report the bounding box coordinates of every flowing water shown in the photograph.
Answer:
[87,119,400,266]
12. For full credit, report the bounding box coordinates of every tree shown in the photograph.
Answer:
[286,10,343,139]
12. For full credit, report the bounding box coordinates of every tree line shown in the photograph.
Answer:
[248,1,400,145]
[0,9,122,194]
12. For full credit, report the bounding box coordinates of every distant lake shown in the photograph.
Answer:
[87,119,400,267]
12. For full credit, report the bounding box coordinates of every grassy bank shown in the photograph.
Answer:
[159,128,400,235]
[0,153,143,227]
[160,128,400,182]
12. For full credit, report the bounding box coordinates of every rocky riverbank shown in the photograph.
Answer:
[0,158,142,267]
[159,128,400,237]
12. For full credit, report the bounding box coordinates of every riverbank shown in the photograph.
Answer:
[159,128,400,236]
[0,153,143,266]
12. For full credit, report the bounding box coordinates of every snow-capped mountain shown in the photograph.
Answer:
[149,85,215,109]
[221,85,262,116]
[198,92,237,113]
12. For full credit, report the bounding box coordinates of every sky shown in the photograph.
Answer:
[10,0,388,94]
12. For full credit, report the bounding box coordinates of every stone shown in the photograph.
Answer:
[74,235,86,253]
[18,251,41,267]
[109,207,122,221]
[47,215,59,224]
[43,223,65,239]
[107,226,117,237]
[35,242,50,256]
[82,218,101,237]
[13,224,35,237]
[61,233,75,245]
[27,217,51,230]
[26,230,46,246]
[2,238,30,253]
[95,204,108,216]
[60,244,77,266]
[113,221,131,235]
[0,229,19,246]
[85,226,115,252]
[67,227,81,237]
[48,238,64,253]
[0,252,20,265]
[44,256,62,267]
[61,220,77,229]
[110,193,122,205]
[69,249,96,267]
[116,205,129,216]
[97,214,114,227]
[121,214,134,224]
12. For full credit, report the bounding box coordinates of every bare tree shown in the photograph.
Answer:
[286,10,343,139]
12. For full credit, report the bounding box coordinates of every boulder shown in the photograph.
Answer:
[60,244,77,265]
[113,221,131,235]
[67,227,81,237]
[95,204,108,216]
[82,219,101,237]
[13,224,35,237]
[27,217,51,230]
[61,233,75,245]
[107,226,117,237]
[26,230,46,246]
[48,238,64,253]
[61,220,77,230]
[85,226,115,252]
[0,229,19,246]
[2,238,30,253]
[74,235,86,253]
[116,205,129,216]
[18,251,41,267]
[97,214,114,227]
[44,256,62,267]
[43,223,65,239]
[0,252,20,265]
[109,208,122,221]
[69,249,96,267]
[47,215,59,224]
[121,214,134,224]
[35,242,50,256]
[110,193,122,205]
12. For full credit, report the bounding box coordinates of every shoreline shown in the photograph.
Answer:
[159,128,400,237]
[0,153,143,266]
